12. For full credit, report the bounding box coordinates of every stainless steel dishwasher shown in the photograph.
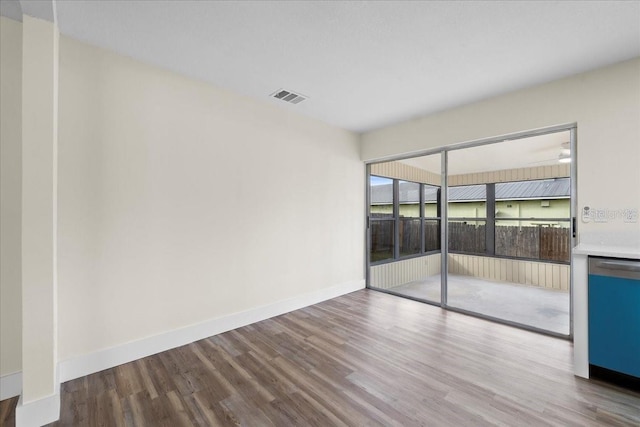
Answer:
[588,257,640,389]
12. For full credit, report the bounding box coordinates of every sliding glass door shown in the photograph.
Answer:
[367,126,575,337]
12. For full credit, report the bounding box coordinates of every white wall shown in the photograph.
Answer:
[362,58,640,239]
[56,36,364,362]
[0,16,22,382]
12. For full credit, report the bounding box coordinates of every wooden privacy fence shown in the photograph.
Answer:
[398,220,441,254]
[370,219,394,262]
[372,220,570,263]
[424,222,440,251]
[538,227,571,262]
[448,222,487,255]
[495,226,537,259]
[457,222,570,262]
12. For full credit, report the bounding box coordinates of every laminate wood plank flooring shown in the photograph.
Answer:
[0,396,18,427]
[2,289,639,426]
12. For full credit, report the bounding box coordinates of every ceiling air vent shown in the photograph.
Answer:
[271,89,307,105]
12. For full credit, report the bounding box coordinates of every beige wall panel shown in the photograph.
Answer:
[370,254,441,289]
[448,254,569,290]
[0,16,23,379]
[448,164,570,186]
[371,161,440,185]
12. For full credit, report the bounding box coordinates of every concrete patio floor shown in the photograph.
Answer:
[388,274,570,335]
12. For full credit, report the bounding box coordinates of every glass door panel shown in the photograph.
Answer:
[370,176,395,263]
[399,181,421,257]
[367,154,442,304]
[446,133,571,335]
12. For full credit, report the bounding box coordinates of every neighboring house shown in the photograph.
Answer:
[371,177,570,227]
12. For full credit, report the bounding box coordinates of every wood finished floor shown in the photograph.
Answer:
[2,289,639,426]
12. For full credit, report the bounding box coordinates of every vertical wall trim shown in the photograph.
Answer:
[569,126,577,339]
[20,15,59,406]
[419,183,425,253]
[365,164,371,288]
[441,151,448,307]
[486,183,496,256]
[393,179,400,259]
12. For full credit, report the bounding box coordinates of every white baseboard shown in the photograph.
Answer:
[15,391,60,427]
[59,279,364,383]
[0,371,22,400]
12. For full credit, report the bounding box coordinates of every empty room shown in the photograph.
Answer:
[1,1,639,426]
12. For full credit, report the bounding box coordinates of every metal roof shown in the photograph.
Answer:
[370,178,570,204]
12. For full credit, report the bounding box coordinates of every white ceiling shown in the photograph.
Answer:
[4,1,640,133]
[399,131,571,175]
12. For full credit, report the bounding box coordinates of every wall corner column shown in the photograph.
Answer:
[16,14,60,427]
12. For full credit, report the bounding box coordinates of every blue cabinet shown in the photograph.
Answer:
[588,257,640,380]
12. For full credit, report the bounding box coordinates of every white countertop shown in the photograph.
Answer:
[573,243,640,259]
